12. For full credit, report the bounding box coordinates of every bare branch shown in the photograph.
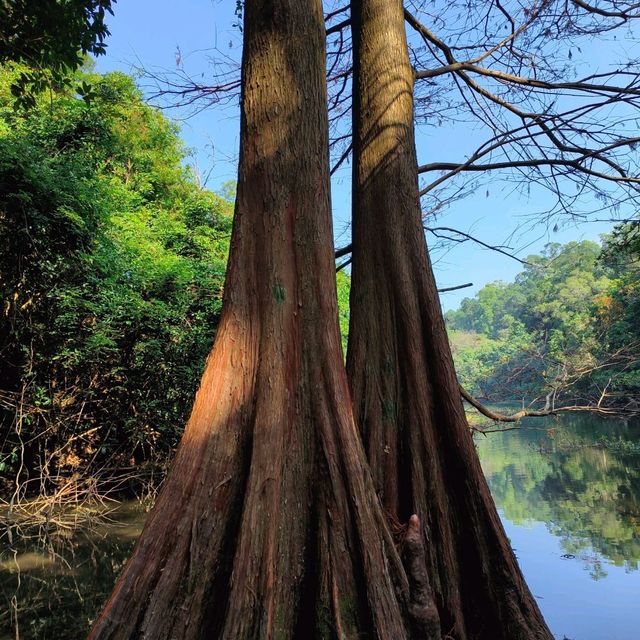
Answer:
[424,226,532,265]
[438,282,473,293]
[460,385,639,422]
[326,18,351,36]
[571,0,640,19]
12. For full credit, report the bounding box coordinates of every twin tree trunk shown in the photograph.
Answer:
[347,0,552,638]
[89,0,553,638]
[91,0,419,638]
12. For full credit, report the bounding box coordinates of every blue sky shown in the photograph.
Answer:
[96,1,627,311]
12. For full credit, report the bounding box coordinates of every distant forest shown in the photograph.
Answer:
[446,236,640,409]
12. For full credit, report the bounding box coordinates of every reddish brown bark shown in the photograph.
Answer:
[89,1,420,638]
[347,1,554,638]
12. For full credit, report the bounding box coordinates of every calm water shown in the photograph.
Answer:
[475,411,640,640]
[0,501,145,639]
[1,413,639,639]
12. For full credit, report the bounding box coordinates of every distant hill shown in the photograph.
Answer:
[445,238,640,409]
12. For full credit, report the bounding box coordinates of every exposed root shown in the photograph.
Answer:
[402,514,441,639]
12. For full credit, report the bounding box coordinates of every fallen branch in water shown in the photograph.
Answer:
[460,385,640,425]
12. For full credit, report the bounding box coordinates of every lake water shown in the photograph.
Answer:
[475,411,640,640]
[1,413,639,639]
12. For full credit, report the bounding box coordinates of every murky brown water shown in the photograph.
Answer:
[0,501,146,639]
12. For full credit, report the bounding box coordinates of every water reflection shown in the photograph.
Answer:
[0,502,146,640]
[475,412,640,578]
[1,413,638,639]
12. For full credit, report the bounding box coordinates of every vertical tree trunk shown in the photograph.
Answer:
[348,1,553,638]
[89,1,419,638]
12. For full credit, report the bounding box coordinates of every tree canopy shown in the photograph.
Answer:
[447,238,640,409]
[0,0,116,106]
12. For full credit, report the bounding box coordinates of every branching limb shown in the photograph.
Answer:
[425,226,532,265]
[437,282,473,293]
[460,385,640,423]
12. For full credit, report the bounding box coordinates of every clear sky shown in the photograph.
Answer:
[95,1,628,311]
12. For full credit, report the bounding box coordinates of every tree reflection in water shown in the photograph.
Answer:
[0,502,146,639]
[1,412,638,639]
[475,411,640,578]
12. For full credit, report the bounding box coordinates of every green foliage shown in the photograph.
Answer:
[0,65,232,486]
[336,270,351,357]
[0,0,115,107]
[447,239,640,406]
[598,224,640,387]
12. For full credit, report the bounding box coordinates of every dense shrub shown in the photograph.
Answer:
[0,66,232,492]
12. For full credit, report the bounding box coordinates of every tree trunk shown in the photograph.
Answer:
[347,1,553,638]
[89,1,419,638]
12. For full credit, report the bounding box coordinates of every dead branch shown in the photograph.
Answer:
[437,282,473,293]
[460,384,640,422]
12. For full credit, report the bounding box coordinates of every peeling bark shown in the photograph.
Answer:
[348,1,554,638]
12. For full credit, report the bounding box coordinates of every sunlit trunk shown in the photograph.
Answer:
[89,1,417,638]
[347,0,553,637]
